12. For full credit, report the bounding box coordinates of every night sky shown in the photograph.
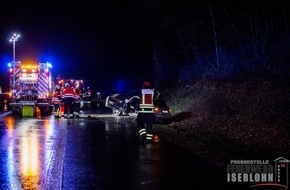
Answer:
[0,1,153,94]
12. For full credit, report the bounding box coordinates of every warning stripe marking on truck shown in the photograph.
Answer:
[38,73,49,99]
[15,68,21,99]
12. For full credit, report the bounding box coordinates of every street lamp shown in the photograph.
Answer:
[9,33,20,94]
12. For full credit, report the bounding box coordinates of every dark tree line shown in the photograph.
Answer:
[138,0,290,89]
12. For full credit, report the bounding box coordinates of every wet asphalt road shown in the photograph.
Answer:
[0,110,248,190]
[61,116,226,190]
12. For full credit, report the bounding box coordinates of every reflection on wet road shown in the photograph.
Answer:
[0,114,233,190]
[0,115,61,189]
[62,117,227,190]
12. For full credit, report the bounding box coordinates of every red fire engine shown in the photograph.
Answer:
[8,61,53,116]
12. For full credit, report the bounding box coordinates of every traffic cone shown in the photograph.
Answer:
[35,107,41,118]
[60,103,64,117]
[3,100,7,111]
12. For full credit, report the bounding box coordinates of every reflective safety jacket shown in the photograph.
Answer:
[51,90,62,104]
[138,88,154,113]
[62,87,76,103]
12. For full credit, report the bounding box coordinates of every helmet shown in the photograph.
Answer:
[65,83,70,88]
[142,81,151,88]
[55,84,60,90]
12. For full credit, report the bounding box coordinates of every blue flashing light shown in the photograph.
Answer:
[46,62,52,68]
[116,80,125,92]
[7,62,12,68]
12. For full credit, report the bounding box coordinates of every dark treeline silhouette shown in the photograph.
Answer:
[138,0,290,89]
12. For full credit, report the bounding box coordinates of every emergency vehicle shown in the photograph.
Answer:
[56,78,84,91]
[8,61,53,116]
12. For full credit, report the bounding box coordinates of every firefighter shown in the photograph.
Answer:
[137,81,160,143]
[52,84,62,118]
[62,82,76,118]
[73,82,82,118]
[60,85,65,117]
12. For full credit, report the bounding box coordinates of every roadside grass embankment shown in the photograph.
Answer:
[155,77,290,167]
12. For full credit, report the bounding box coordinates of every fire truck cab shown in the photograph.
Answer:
[8,61,53,116]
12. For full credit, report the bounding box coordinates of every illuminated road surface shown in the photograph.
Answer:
[0,115,64,189]
[0,113,250,190]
